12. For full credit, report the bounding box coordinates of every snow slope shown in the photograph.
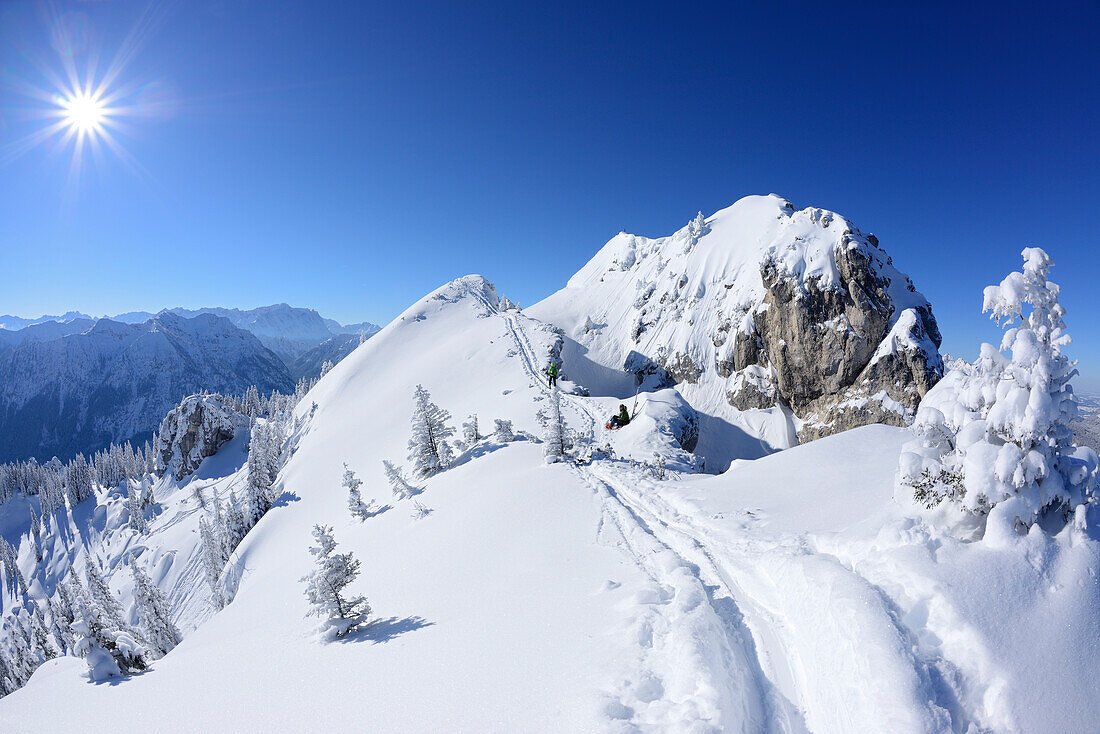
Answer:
[2,275,1098,733]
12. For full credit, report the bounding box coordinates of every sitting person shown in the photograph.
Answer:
[609,404,630,428]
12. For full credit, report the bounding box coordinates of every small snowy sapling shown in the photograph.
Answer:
[300,524,370,638]
[344,463,377,521]
[383,459,420,500]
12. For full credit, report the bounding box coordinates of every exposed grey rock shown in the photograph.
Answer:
[727,366,780,411]
[155,394,245,480]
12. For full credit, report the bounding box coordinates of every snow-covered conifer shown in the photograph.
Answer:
[651,454,667,480]
[65,454,95,507]
[130,560,181,657]
[27,603,58,662]
[0,646,16,696]
[320,359,336,377]
[2,618,35,687]
[383,460,419,500]
[139,474,155,509]
[898,248,1097,531]
[28,506,43,562]
[199,517,227,610]
[243,385,261,418]
[246,423,275,527]
[493,419,514,443]
[223,490,248,553]
[407,385,455,477]
[344,464,377,521]
[300,524,370,638]
[410,501,432,519]
[46,593,75,655]
[462,414,480,447]
[84,554,127,630]
[542,388,567,463]
[127,482,147,534]
[70,590,147,680]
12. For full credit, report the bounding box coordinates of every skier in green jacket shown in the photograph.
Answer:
[547,362,559,388]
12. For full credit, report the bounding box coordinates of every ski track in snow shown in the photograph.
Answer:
[499,308,976,733]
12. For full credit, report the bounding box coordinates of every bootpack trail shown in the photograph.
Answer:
[499,308,975,733]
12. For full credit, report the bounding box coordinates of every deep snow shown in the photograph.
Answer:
[2,274,1098,733]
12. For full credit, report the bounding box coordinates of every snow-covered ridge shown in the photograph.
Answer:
[1,271,1098,733]
[531,194,943,460]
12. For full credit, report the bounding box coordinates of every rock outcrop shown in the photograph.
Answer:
[155,394,244,480]
[531,194,944,447]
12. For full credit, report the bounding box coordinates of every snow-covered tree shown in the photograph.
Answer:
[300,524,370,638]
[462,414,481,447]
[650,454,668,480]
[70,589,147,680]
[199,517,227,610]
[542,388,568,463]
[0,538,28,596]
[28,506,43,563]
[0,646,16,697]
[139,474,155,509]
[344,464,377,521]
[320,359,336,378]
[410,501,432,519]
[65,454,95,507]
[84,555,127,630]
[27,604,58,663]
[246,422,276,527]
[243,385,262,419]
[46,592,75,655]
[130,560,181,657]
[383,460,419,500]
[127,482,147,533]
[2,617,35,688]
[407,385,455,477]
[897,248,1097,532]
[493,419,514,443]
[223,490,248,554]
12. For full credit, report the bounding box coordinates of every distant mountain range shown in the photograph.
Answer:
[0,304,381,462]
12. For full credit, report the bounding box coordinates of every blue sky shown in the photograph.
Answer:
[1,1,1098,386]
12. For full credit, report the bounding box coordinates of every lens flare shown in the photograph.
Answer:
[60,89,107,134]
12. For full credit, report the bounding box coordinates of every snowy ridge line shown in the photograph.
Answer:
[499,306,983,732]
[500,309,782,730]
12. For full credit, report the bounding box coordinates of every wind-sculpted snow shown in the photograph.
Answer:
[2,274,1097,733]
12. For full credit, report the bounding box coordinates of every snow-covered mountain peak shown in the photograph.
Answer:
[531,194,943,459]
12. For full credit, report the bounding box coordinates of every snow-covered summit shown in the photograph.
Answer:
[531,194,943,461]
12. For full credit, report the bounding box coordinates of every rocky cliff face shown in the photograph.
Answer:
[530,194,943,452]
[155,394,244,480]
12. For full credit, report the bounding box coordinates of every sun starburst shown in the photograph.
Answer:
[60,88,108,135]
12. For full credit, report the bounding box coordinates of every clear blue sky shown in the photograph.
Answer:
[1,1,1098,386]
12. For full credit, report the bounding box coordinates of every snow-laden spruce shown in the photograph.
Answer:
[129,561,181,658]
[69,568,148,681]
[382,459,419,500]
[300,524,370,639]
[897,247,1098,533]
[343,463,377,521]
[541,388,569,463]
[407,385,455,477]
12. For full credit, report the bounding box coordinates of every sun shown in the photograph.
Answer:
[60,90,108,134]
